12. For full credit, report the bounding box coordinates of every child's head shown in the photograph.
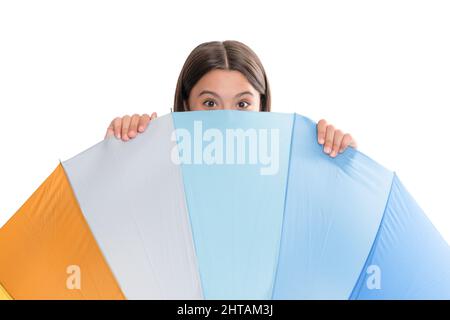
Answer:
[174,41,271,112]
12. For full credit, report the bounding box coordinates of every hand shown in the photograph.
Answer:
[317,119,357,158]
[104,112,157,141]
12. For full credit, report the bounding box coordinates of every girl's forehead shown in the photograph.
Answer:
[192,69,258,95]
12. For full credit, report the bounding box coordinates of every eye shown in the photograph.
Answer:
[237,101,250,109]
[203,99,217,108]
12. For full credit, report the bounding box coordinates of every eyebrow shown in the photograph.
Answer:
[235,91,254,98]
[198,90,220,98]
[198,90,254,98]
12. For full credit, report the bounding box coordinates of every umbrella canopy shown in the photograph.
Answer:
[1,110,449,299]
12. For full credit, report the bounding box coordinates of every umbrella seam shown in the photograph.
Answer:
[348,171,396,300]
[270,112,296,300]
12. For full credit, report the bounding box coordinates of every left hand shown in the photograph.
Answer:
[317,119,358,158]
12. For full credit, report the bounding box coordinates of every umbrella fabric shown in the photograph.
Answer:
[0,110,449,300]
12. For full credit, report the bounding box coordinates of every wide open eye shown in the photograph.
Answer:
[203,99,217,108]
[237,101,250,109]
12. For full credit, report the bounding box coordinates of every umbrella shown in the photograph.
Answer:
[1,110,449,300]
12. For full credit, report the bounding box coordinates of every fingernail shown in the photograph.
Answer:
[138,126,144,132]
[319,138,324,144]
[116,134,121,139]
[324,147,331,153]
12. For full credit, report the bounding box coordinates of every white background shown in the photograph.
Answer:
[0,1,449,244]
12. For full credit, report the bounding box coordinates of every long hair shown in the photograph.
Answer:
[173,40,271,112]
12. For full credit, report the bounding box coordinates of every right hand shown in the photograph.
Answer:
[104,112,157,141]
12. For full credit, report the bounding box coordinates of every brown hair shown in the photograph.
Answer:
[173,40,271,112]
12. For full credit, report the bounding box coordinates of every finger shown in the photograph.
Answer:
[112,117,122,139]
[128,114,140,139]
[138,113,151,132]
[121,115,131,141]
[150,112,157,121]
[330,129,344,157]
[350,137,357,149]
[104,122,114,139]
[317,119,327,144]
[339,134,357,153]
[323,125,335,154]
